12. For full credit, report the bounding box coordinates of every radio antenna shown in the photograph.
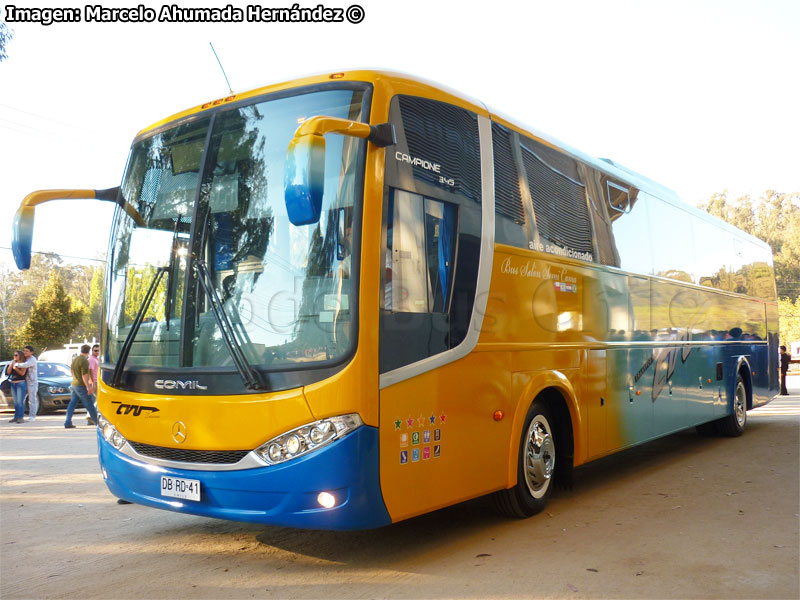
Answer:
[209,42,234,95]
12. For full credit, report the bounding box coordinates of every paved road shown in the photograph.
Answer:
[1,385,798,599]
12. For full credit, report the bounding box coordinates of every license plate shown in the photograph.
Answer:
[160,475,201,501]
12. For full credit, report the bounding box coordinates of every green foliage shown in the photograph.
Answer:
[13,271,84,352]
[123,264,167,323]
[699,190,800,300]
[778,297,800,346]
[700,190,800,347]
[2,254,105,357]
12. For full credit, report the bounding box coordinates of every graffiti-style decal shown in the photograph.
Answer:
[111,401,159,417]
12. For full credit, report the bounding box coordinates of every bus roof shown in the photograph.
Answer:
[135,69,771,253]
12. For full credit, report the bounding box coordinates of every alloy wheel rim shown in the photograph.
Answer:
[735,382,746,427]
[524,415,555,499]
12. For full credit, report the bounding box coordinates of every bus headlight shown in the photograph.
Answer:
[97,412,128,450]
[255,413,362,465]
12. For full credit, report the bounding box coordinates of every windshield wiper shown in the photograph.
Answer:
[111,267,168,388]
[193,259,265,390]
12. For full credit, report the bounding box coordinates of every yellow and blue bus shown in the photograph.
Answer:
[12,70,779,529]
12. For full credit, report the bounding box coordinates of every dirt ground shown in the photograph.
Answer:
[1,383,798,600]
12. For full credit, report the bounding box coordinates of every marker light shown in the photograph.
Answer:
[255,414,363,466]
[317,492,336,509]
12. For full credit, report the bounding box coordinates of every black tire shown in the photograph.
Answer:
[717,375,747,437]
[493,401,556,518]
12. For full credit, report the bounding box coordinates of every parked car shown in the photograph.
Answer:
[0,361,74,415]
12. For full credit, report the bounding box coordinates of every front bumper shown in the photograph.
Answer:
[39,392,72,411]
[98,425,391,530]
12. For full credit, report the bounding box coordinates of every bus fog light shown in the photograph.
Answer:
[317,492,336,508]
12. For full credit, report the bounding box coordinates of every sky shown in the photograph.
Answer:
[1,0,799,270]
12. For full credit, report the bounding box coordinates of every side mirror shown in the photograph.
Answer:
[284,117,395,226]
[284,134,326,226]
[12,206,35,270]
[10,187,144,270]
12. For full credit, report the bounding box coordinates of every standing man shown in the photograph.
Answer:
[65,345,98,429]
[87,344,100,425]
[780,345,791,395]
[16,345,39,422]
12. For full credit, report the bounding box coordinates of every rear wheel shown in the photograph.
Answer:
[493,401,556,518]
[717,375,747,437]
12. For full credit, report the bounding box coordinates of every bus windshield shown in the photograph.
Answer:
[106,87,367,373]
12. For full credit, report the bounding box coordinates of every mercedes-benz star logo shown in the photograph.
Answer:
[172,421,187,444]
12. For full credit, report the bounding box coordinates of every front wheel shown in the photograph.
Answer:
[717,375,747,437]
[493,401,556,518]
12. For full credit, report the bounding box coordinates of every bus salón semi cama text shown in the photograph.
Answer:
[11,71,779,530]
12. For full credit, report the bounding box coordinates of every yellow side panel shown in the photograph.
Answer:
[379,352,513,523]
[97,384,313,451]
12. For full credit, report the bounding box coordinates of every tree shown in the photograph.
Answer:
[13,271,84,352]
[3,253,64,336]
[700,190,800,348]
[778,297,800,348]
[0,265,15,359]
[699,191,800,300]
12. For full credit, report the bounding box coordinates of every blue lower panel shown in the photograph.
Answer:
[98,426,391,530]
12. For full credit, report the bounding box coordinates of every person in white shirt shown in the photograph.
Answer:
[16,345,38,422]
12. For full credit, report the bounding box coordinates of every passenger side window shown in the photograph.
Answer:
[492,123,528,248]
[608,187,653,276]
[648,199,695,283]
[520,137,594,261]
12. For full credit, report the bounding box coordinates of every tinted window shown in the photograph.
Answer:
[381,97,482,373]
[520,137,594,261]
[693,218,735,291]
[492,123,528,248]
[393,95,481,203]
[648,199,695,283]
[608,189,653,275]
[732,237,776,300]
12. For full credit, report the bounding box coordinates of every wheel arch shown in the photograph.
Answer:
[506,371,580,490]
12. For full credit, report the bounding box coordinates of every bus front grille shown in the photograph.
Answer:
[128,441,250,465]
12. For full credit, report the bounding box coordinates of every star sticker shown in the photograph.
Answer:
[394,418,401,430]
[429,414,436,425]
[440,413,447,424]
[417,414,425,428]
[406,417,414,429]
